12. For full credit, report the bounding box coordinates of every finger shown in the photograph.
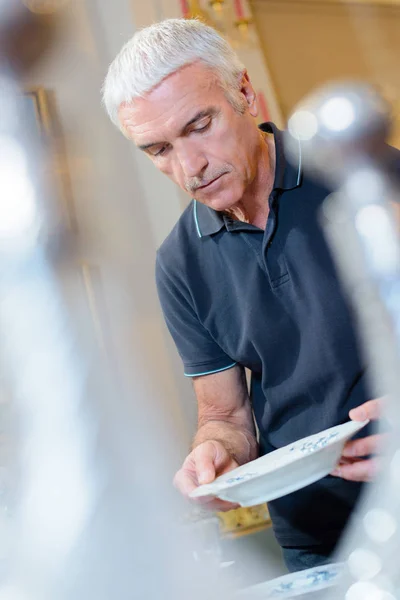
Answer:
[349,398,384,422]
[337,456,358,466]
[173,467,198,496]
[331,457,380,482]
[174,472,239,511]
[194,442,218,485]
[342,434,388,458]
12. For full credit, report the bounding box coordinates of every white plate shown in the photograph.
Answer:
[236,562,344,598]
[189,420,368,507]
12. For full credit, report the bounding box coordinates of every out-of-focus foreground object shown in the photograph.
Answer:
[0,4,233,600]
[287,82,400,599]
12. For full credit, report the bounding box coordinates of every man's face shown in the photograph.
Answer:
[118,62,260,212]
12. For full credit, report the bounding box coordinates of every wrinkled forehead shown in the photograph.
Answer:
[117,62,223,139]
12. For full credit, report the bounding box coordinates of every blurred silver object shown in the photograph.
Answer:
[287,83,400,599]
[0,4,230,600]
[286,82,392,184]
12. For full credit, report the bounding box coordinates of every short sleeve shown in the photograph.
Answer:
[155,252,236,377]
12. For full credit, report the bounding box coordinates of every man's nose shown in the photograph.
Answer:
[176,140,208,179]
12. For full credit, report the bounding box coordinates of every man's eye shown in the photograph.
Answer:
[194,119,211,133]
[153,145,169,157]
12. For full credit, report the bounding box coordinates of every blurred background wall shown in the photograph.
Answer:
[250,0,400,147]
[22,0,196,453]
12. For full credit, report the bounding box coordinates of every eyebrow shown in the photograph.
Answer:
[138,108,216,152]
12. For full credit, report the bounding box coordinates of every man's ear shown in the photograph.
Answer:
[239,70,258,117]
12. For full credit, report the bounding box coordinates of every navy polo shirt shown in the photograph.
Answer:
[156,123,378,547]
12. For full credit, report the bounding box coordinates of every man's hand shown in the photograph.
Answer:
[173,440,240,511]
[331,398,387,482]
[173,366,257,511]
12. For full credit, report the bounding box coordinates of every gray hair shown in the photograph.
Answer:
[102,18,246,130]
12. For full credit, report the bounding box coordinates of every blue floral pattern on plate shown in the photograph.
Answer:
[269,565,341,597]
[225,472,258,485]
[289,432,339,455]
[237,563,343,599]
[222,432,341,486]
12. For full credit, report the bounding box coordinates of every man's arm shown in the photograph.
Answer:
[174,364,258,511]
[193,364,258,461]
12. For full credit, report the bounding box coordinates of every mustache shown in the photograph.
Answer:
[185,168,229,193]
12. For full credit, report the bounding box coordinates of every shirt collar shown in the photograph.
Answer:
[193,122,303,238]
[260,122,302,192]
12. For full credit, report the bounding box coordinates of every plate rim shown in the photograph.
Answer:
[190,419,369,499]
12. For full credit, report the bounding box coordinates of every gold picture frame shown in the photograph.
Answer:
[80,262,113,358]
[22,87,77,232]
[287,0,400,5]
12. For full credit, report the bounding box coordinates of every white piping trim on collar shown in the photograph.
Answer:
[193,200,202,238]
[296,135,302,186]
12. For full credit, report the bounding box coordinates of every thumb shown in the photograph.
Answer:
[194,443,217,485]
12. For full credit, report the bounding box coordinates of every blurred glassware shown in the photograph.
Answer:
[286,81,400,600]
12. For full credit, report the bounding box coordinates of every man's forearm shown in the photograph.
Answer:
[192,420,258,465]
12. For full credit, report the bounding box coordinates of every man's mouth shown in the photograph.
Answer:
[196,173,225,191]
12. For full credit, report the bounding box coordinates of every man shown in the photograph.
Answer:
[102,18,390,572]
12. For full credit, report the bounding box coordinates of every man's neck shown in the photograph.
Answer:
[225,131,276,231]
